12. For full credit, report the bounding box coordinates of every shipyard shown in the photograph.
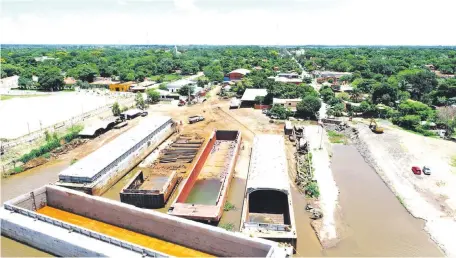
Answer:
[2,15,456,257]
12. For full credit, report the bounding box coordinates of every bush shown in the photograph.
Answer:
[223,201,236,211]
[392,115,420,129]
[12,166,24,174]
[306,182,320,198]
[43,152,51,159]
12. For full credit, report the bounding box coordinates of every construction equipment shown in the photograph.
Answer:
[369,118,384,134]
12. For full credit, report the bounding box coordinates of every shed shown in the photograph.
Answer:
[241,89,268,105]
[121,109,143,120]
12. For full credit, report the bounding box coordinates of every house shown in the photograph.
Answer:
[130,80,158,92]
[64,77,76,85]
[0,75,19,89]
[91,77,119,87]
[277,73,300,79]
[273,98,302,111]
[109,81,134,92]
[166,79,196,93]
[227,69,250,81]
[241,88,268,106]
[314,71,352,84]
[274,77,302,85]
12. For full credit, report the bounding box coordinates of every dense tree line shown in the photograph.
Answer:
[1,46,300,91]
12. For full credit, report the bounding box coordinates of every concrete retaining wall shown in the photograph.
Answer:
[1,208,144,257]
[45,185,275,257]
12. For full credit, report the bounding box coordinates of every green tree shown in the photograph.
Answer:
[38,67,64,91]
[269,104,291,119]
[350,87,362,102]
[297,95,321,119]
[112,102,121,116]
[319,86,335,103]
[159,84,168,90]
[75,64,98,82]
[371,83,399,106]
[135,92,146,110]
[178,85,195,96]
[146,89,160,103]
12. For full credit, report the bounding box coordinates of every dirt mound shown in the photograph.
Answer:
[22,157,47,170]
[52,138,88,157]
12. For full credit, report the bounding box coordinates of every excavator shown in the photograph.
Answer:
[369,118,384,134]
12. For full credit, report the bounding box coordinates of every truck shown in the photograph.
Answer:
[229,98,241,109]
[188,115,205,124]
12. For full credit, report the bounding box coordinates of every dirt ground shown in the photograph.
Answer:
[347,119,456,256]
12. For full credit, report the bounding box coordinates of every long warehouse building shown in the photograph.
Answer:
[240,134,297,255]
[57,116,175,195]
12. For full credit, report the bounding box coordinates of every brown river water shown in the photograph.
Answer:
[0,144,443,257]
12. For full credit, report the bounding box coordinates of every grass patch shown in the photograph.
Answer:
[149,74,182,82]
[451,155,456,167]
[70,158,78,165]
[327,130,347,144]
[0,95,44,101]
[397,196,406,207]
[223,201,236,211]
[12,166,24,174]
[218,222,235,231]
[305,181,320,198]
[43,152,51,159]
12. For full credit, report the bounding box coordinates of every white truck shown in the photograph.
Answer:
[188,115,205,124]
[229,98,241,109]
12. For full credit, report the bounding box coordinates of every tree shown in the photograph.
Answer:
[146,89,160,103]
[338,92,350,101]
[75,64,98,82]
[254,96,265,104]
[38,67,64,91]
[181,60,199,75]
[358,101,372,113]
[437,106,456,137]
[197,78,208,88]
[319,87,335,103]
[297,95,321,119]
[269,104,291,119]
[303,77,312,84]
[112,102,121,116]
[203,65,224,82]
[159,84,168,90]
[178,85,195,96]
[350,87,362,103]
[327,103,344,117]
[371,83,399,106]
[135,92,146,110]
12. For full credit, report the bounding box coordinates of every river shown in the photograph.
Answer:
[325,145,442,256]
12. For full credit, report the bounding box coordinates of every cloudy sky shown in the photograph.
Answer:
[1,0,455,45]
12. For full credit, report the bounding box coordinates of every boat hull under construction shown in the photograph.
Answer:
[240,134,297,254]
[168,130,241,223]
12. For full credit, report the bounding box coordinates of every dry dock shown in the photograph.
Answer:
[56,116,175,195]
[168,130,241,223]
[1,185,284,257]
[120,134,205,208]
[241,134,297,254]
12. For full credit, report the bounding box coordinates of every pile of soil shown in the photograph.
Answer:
[22,157,47,170]
[52,138,88,157]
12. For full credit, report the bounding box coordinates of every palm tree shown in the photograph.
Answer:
[350,87,362,103]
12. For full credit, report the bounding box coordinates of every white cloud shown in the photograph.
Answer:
[0,0,455,45]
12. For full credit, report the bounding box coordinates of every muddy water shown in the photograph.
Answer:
[185,179,222,205]
[326,145,442,256]
[218,177,247,229]
[1,160,69,257]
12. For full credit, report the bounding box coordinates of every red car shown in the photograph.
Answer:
[412,166,422,175]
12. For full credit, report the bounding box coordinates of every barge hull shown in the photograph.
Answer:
[168,130,241,223]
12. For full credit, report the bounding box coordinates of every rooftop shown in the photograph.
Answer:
[167,79,196,88]
[273,98,302,104]
[246,135,289,194]
[228,68,251,76]
[59,116,172,183]
[241,88,268,101]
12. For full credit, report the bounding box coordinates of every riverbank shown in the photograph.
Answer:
[340,122,456,256]
[305,125,340,248]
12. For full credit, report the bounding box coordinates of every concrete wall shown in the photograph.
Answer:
[0,208,143,257]
[46,185,274,257]
[176,131,216,203]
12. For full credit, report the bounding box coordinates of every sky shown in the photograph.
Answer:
[1,0,455,45]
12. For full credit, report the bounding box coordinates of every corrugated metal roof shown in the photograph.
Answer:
[241,89,268,101]
[246,135,289,194]
[59,116,172,183]
[78,118,117,136]
[167,79,196,88]
[228,69,251,75]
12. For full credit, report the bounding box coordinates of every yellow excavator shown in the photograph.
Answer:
[369,118,384,134]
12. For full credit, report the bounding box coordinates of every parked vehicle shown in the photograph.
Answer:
[411,166,422,175]
[422,166,432,175]
[188,115,205,124]
[262,109,269,115]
